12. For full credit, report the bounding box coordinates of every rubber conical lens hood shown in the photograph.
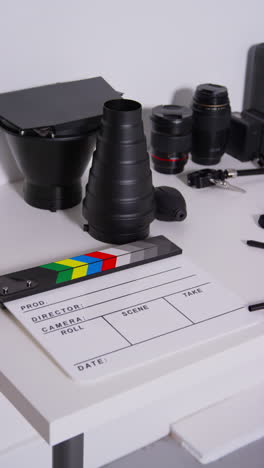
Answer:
[5,129,95,211]
[83,99,155,244]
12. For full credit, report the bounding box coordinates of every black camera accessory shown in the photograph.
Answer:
[248,301,264,312]
[154,186,187,221]
[226,111,264,163]
[188,167,264,191]
[83,99,155,244]
[226,44,264,163]
[0,77,121,211]
[0,236,182,303]
[247,240,264,249]
[150,105,192,174]
[258,215,264,229]
[191,84,231,166]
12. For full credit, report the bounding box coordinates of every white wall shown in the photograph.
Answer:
[0,0,263,185]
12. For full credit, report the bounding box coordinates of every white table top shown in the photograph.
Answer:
[1,154,264,446]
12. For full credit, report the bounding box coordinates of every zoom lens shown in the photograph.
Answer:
[150,105,192,174]
[191,84,231,165]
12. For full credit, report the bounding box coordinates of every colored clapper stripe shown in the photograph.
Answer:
[41,263,68,272]
[71,265,88,280]
[56,269,73,284]
[56,259,87,268]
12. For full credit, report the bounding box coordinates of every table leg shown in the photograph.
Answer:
[52,433,84,468]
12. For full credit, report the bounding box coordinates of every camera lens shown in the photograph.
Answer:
[191,84,231,165]
[150,105,192,174]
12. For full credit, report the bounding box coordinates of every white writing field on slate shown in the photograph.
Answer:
[5,256,264,382]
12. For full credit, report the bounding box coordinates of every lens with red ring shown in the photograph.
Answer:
[150,105,192,174]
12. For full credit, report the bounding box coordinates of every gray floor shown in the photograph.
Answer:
[106,436,264,468]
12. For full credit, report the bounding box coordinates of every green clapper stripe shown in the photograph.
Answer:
[56,269,73,284]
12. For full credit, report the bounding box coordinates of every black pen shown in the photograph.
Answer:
[248,302,264,312]
[247,240,264,249]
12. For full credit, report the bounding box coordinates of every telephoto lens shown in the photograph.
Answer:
[83,99,155,244]
[191,84,231,165]
[150,105,192,174]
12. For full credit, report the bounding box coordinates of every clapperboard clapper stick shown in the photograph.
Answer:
[0,236,182,304]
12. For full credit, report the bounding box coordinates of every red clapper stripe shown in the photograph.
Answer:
[86,252,117,271]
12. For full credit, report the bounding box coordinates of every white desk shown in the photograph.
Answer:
[1,154,264,467]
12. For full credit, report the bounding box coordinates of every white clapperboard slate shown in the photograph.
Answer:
[3,236,263,382]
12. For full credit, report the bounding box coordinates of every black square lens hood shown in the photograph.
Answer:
[0,77,122,211]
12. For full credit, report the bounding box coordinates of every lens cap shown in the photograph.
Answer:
[151,105,192,133]
[194,84,229,106]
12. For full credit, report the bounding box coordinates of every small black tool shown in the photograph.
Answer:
[247,240,264,249]
[188,167,264,191]
[154,186,187,221]
[248,302,264,312]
